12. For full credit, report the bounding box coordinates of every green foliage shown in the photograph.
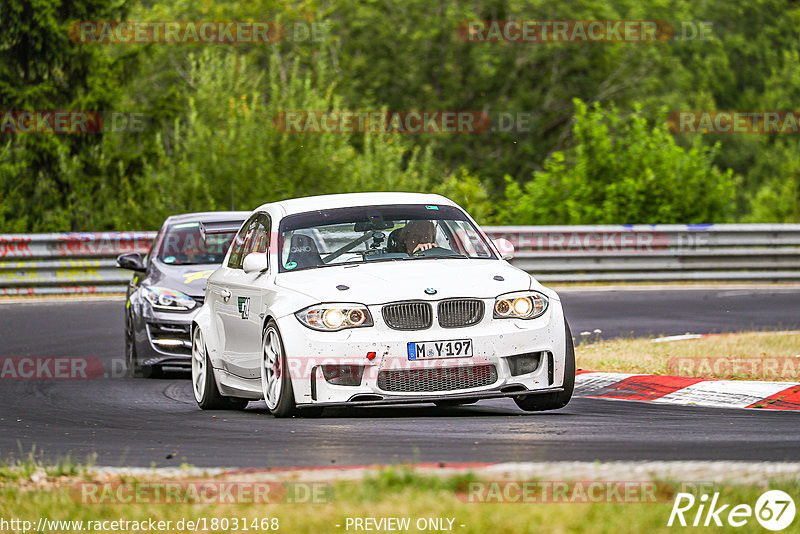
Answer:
[2,0,800,230]
[499,99,737,224]
[745,138,800,222]
[134,49,438,228]
[432,168,493,224]
[0,0,139,231]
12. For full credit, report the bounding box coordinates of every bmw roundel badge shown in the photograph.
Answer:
[424,288,437,295]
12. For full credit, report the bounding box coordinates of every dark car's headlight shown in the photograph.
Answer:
[143,286,196,311]
[295,303,374,331]
[493,291,548,320]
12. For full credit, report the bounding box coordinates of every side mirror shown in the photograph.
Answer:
[493,238,515,260]
[117,252,146,272]
[243,252,269,274]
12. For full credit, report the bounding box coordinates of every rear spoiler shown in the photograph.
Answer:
[199,220,244,237]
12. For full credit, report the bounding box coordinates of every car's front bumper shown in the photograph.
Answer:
[276,297,567,406]
[133,306,200,368]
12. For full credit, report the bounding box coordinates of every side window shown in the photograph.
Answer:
[227,217,257,269]
[249,214,271,256]
[228,214,271,269]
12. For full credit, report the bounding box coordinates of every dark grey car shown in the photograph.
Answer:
[116,211,249,377]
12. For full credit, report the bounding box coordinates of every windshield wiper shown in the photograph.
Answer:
[399,253,468,260]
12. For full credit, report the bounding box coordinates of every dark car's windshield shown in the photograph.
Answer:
[157,222,237,266]
[278,204,495,273]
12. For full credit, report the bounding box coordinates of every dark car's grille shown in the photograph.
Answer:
[382,302,433,330]
[377,365,497,392]
[438,299,484,328]
[147,322,192,355]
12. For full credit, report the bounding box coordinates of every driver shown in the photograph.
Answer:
[397,220,437,255]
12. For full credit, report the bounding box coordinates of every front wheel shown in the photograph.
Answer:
[124,313,142,377]
[514,320,575,412]
[192,327,248,410]
[126,312,161,378]
[261,320,297,418]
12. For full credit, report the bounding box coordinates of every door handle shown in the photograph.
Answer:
[221,289,232,302]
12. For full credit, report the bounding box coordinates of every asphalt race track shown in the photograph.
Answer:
[1,288,799,468]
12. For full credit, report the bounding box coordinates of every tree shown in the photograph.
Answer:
[0,0,137,231]
[499,99,736,224]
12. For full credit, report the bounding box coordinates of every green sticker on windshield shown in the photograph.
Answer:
[425,205,439,210]
[285,261,298,270]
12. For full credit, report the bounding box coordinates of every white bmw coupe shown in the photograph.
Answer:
[191,192,574,417]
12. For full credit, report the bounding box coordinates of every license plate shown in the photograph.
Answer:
[407,339,473,360]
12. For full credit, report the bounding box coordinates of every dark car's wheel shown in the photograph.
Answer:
[261,320,297,418]
[192,326,248,410]
[514,320,575,412]
[125,311,162,378]
[125,312,144,377]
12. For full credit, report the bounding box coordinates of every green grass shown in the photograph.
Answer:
[0,448,94,481]
[1,467,798,533]
[576,330,800,380]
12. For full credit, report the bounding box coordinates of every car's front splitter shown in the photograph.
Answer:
[295,385,565,409]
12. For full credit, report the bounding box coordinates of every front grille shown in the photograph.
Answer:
[377,365,497,392]
[382,302,433,330]
[438,299,484,328]
[147,322,192,355]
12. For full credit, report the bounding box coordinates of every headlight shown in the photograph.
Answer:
[295,303,374,331]
[493,291,548,320]
[143,286,196,311]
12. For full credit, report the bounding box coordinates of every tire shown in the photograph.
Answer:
[514,320,575,412]
[261,320,297,418]
[125,312,144,377]
[192,326,248,410]
[126,312,162,378]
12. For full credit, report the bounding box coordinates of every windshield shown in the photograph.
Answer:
[157,222,237,266]
[278,204,496,273]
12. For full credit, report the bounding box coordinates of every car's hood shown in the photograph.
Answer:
[147,263,219,298]
[274,259,554,304]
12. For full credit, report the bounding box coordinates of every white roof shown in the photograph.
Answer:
[257,192,457,216]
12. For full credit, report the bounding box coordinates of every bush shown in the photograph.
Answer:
[499,99,737,224]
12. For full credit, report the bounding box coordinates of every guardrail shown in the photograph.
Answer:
[0,232,155,295]
[1,224,799,295]
[483,224,800,282]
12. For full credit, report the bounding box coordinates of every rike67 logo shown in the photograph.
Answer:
[668,490,796,531]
